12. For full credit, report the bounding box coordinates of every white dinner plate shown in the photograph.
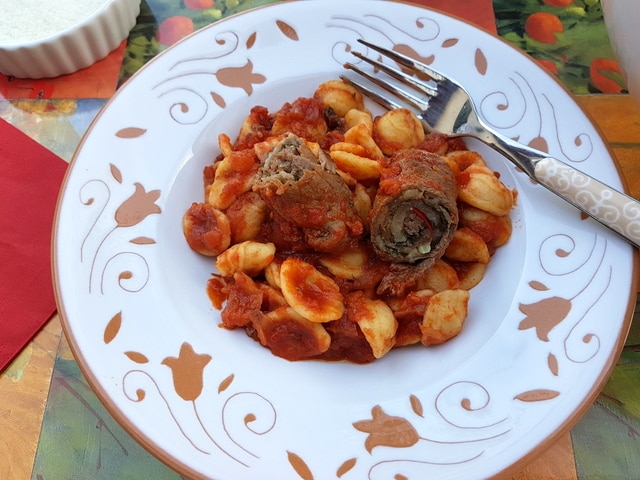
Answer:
[53,1,638,478]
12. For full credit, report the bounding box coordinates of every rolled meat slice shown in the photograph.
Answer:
[370,149,458,295]
[253,133,364,252]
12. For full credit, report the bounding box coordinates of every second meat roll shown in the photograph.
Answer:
[370,149,459,295]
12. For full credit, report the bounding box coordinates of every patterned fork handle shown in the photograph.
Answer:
[534,157,640,247]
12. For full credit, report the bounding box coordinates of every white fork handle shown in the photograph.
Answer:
[534,157,640,248]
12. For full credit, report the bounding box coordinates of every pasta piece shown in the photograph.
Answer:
[206,274,228,310]
[421,289,470,345]
[220,272,263,328]
[394,289,434,347]
[346,291,398,359]
[218,133,234,158]
[452,262,487,290]
[444,227,491,264]
[329,149,382,180]
[235,105,272,149]
[318,246,368,280]
[459,204,513,251]
[335,168,359,188]
[415,259,460,292]
[313,79,365,117]
[258,283,288,311]
[270,97,328,142]
[329,141,368,156]
[344,108,373,132]
[225,192,268,243]
[207,149,259,210]
[183,202,231,256]
[372,108,425,155]
[456,163,515,216]
[264,261,281,289]
[417,132,451,156]
[216,241,276,277]
[445,149,485,174]
[279,257,344,322]
[344,123,384,160]
[352,182,373,223]
[253,307,332,361]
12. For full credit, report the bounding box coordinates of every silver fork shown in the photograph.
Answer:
[342,39,640,248]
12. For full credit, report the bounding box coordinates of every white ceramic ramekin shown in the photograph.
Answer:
[0,0,141,79]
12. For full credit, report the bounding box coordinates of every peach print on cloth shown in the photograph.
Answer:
[52,2,634,479]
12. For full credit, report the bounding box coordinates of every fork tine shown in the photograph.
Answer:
[339,73,406,112]
[350,50,438,97]
[343,61,429,112]
[357,38,449,84]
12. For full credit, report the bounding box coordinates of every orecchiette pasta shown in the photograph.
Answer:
[444,149,485,173]
[225,191,268,243]
[372,108,425,155]
[456,163,516,216]
[253,307,332,361]
[279,257,345,323]
[344,123,384,160]
[313,79,365,117]
[344,108,373,132]
[452,262,487,291]
[207,149,258,210]
[421,289,470,345]
[347,291,398,359]
[458,204,512,251]
[329,147,382,180]
[444,227,491,264]
[183,203,231,256]
[263,260,282,290]
[352,182,373,223]
[318,247,368,280]
[259,283,288,311]
[216,241,276,277]
[183,78,517,363]
[415,259,460,292]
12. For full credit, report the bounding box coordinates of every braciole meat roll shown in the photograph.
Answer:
[253,133,364,252]
[371,149,459,296]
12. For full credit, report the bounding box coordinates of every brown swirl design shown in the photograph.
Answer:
[222,392,276,459]
[327,14,441,66]
[435,382,509,431]
[479,78,530,131]
[148,30,270,126]
[541,94,593,163]
[478,72,594,164]
[79,166,160,294]
[121,342,276,467]
[348,384,511,477]
[518,234,611,373]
